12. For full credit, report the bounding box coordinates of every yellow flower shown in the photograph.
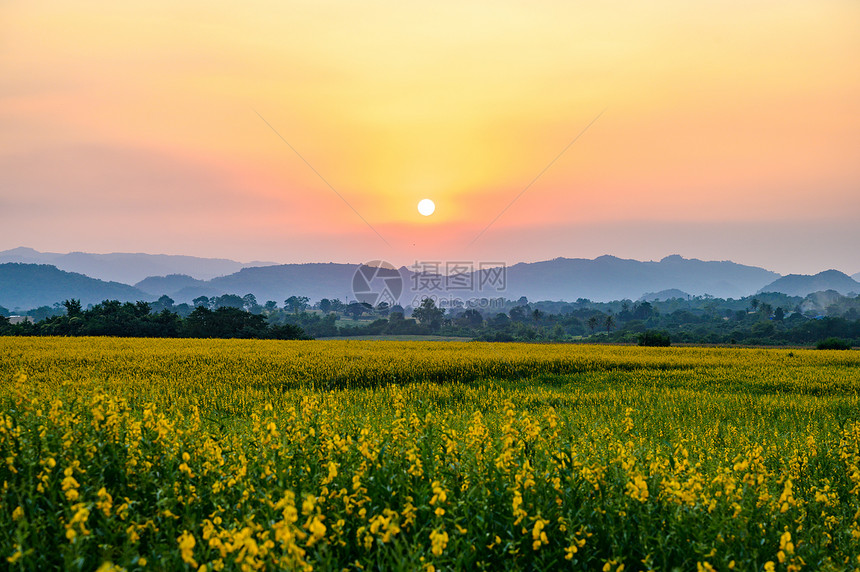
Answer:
[6,545,23,564]
[779,531,795,554]
[429,529,448,556]
[531,517,549,550]
[626,475,649,502]
[306,515,327,546]
[430,481,447,505]
[177,530,198,567]
[95,563,127,572]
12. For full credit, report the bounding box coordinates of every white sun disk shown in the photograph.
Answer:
[417,198,435,216]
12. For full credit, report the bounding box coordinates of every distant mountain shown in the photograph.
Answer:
[0,252,793,310]
[853,272,860,282]
[208,263,360,303]
[129,264,362,304]
[0,247,275,284]
[135,274,207,296]
[758,270,860,297]
[638,289,691,302]
[134,254,780,305]
[0,263,150,311]
[500,255,779,301]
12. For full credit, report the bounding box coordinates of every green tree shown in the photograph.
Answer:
[134,301,151,317]
[375,302,390,317]
[412,298,445,331]
[214,295,244,310]
[152,295,175,313]
[458,309,484,328]
[284,296,310,314]
[242,294,260,313]
[633,302,653,320]
[509,306,527,322]
[344,302,366,320]
[816,337,852,350]
[639,330,671,347]
[63,299,83,318]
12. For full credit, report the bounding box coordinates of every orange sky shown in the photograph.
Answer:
[2,0,859,275]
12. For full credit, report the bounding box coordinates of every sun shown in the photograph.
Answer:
[417,198,435,216]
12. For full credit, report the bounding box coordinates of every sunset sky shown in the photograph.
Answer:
[2,0,859,275]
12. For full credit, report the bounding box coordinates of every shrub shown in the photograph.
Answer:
[816,337,852,350]
[638,330,671,347]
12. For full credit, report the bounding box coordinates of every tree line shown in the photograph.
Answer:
[0,299,309,340]
[2,291,858,348]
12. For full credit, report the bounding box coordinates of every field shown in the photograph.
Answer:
[2,338,860,571]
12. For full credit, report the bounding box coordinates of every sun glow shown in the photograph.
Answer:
[417,199,436,217]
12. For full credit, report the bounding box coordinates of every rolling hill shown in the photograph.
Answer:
[638,289,692,302]
[500,255,779,301]
[12,252,847,310]
[130,255,781,305]
[134,274,207,296]
[0,247,274,284]
[0,263,151,311]
[758,270,860,297]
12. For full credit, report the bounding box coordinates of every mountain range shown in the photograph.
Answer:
[1,248,858,312]
[502,255,779,301]
[130,255,783,305]
[758,270,860,297]
[0,247,273,284]
[0,263,148,310]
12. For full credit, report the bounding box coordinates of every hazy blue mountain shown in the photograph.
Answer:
[135,274,207,296]
[3,253,790,310]
[499,255,779,301]
[0,247,275,284]
[136,255,780,305]
[170,285,226,302]
[758,270,860,297]
[208,264,360,304]
[853,272,860,282]
[638,289,692,302]
[0,263,150,311]
[142,263,412,305]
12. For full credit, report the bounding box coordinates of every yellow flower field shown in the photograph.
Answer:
[1,338,860,570]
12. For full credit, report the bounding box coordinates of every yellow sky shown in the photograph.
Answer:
[2,0,859,273]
